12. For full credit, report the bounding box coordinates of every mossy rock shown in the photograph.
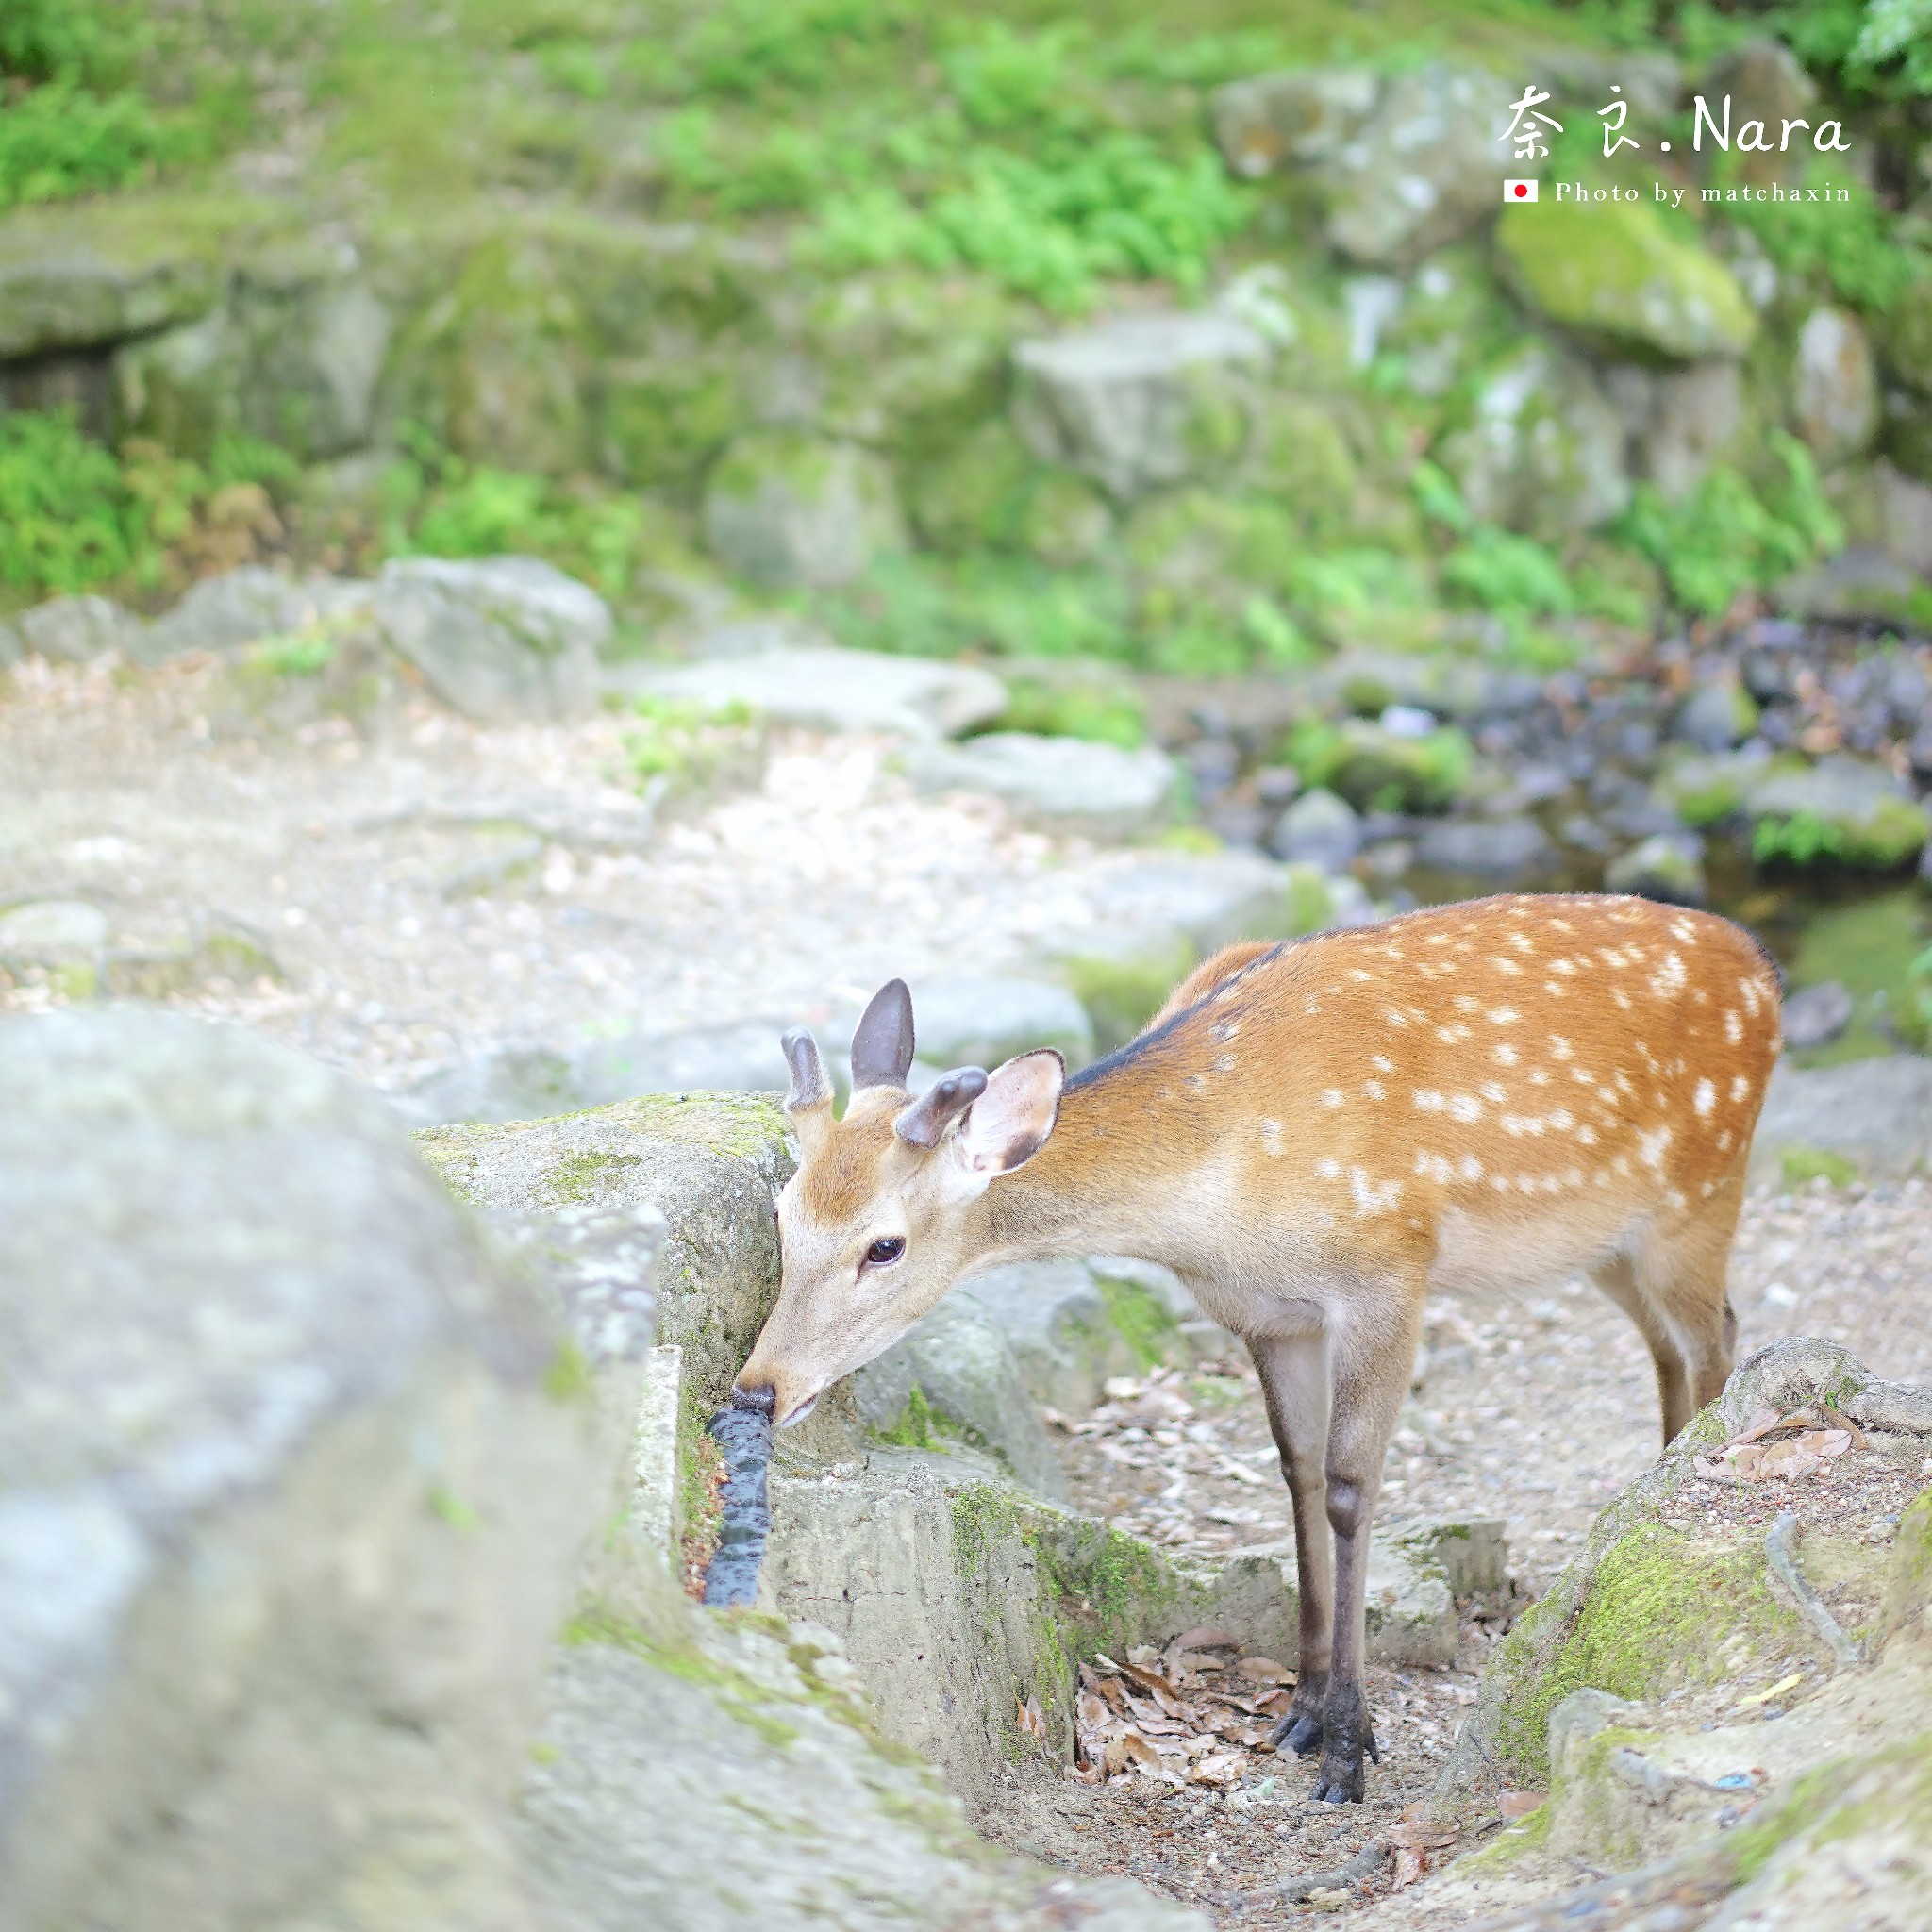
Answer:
[1020,469,1114,568]
[0,192,272,359]
[1241,391,1359,537]
[703,432,904,590]
[1877,258,1932,398]
[416,1091,794,1410]
[1289,715,1475,813]
[1652,747,1773,826]
[1747,756,1931,871]
[988,656,1147,750]
[1050,928,1199,1055]
[1496,199,1757,364]
[905,420,1036,554]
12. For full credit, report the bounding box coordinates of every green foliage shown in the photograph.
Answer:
[624,694,760,795]
[1780,1141,1860,1186]
[993,668,1148,748]
[1850,0,1932,92]
[1441,527,1574,618]
[1725,165,1924,312]
[0,79,195,209]
[874,1383,943,1448]
[379,431,685,598]
[1289,715,1476,813]
[0,410,294,602]
[252,627,337,677]
[1618,435,1841,616]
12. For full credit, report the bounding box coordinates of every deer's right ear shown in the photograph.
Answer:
[781,1027,833,1150]
[953,1049,1063,1180]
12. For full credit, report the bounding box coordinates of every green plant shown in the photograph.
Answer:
[0,78,193,208]
[1441,526,1575,618]
[1618,436,1841,616]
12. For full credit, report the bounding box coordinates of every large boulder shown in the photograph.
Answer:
[0,194,242,358]
[141,566,359,661]
[373,556,610,724]
[1320,64,1506,268]
[632,643,1007,741]
[702,432,904,589]
[0,1009,602,1932]
[902,732,1180,838]
[1438,344,1631,540]
[10,594,149,664]
[1011,311,1271,505]
[1208,66,1380,177]
[903,974,1095,1072]
[1792,306,1879,461]
[1749,1055,1932,1184]
[115,243,391,463]
[1496,199,1757,362]
[1747,754,1929,870]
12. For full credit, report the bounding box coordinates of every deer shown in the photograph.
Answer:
[736,892,1781,1804]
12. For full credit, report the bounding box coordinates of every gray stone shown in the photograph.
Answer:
[0,201,228,358]
[142,567,359,661]
[1323,649,1544,725]
[1793,307,1879,460]
[1749,1055,1932,1183]
[523,1605,1208,1932]
[1208,66,1380,177]
[1321,64,1505,268]
[1745,753,1929,868]
[1674,677,1758,751]
[958,1256,1230,1416]
[904,975,1094,1072]
[903,732,1179,838]
[0,1008,599,1931]
[1538,48,1682,120]
[1604,830,1708,905]
[635,645,1007,741]
[1778,547,1930,625]
[1780,979,1854,1050]
[1088,850,1329,953]
[1876,460,1932,575]
[1438,344,1631,541]
[1412,815,1558,883]
[1609,359,1747,500]
[415,1091,794,1413]
[374,556,609,724]
[14,594,148,664]
[0,622,20,670]
[703,433,903,589]
[0,898,109,963]
[1270,786,1362,870]
[852,1293,1067,1499]
[1704,37,1819,186]
[1011,312,1270,505]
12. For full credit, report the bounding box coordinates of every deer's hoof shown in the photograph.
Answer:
[1310,1768,1363,1805]
[1270,1711,1324,1757]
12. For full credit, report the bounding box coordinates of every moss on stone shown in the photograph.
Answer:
[1056,933,1197,1056]
[1496,199,1757,362]
[1093,1274,1182,1373]
[545,1149,642,1207]
[1490,1523,1807,1783]
[1780,1142,1859,1188]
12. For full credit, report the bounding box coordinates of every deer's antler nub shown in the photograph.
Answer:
[781,1026,831,1113]
[894,1067,988,1147]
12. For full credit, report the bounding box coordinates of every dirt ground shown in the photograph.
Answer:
[8,657,1932,1928]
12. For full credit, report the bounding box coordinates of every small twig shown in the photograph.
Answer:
[1274,1838,1388,1903]
[1764,1509,1859,1670]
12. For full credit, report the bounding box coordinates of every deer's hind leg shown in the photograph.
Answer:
[1591,1181,1743,1447]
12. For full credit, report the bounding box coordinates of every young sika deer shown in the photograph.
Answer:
[737,893,1781,1803]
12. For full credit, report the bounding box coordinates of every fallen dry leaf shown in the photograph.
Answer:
[1016,1696,1046,1742]
[1498,1790,1545,1822]
[1391,1845,1426,1891]
[1237,1657,1291,1684]
[1387,1821,1459,1851]
[1078,1690,1110,1732]
[1191,1750,1248,1786]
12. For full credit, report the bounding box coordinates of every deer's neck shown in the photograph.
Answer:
[965,1061,1205,1274]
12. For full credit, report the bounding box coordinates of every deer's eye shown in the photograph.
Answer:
[863,1236,906,1268]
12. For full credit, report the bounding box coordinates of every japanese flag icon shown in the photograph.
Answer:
[1503,179,1539,203]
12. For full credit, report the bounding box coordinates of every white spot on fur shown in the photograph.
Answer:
[1448,1093,1481,1123]
[1577,1126,1598,1147]
[1259,1118,1284,1156]
[1493,1042,1519,1067]
[1436,1024,1473,1043]
[1372,1055,1393,1073]
[1638,1124,1674,1172]
[1489,1007,1519,1025]
[1740,976,1762,1016]
[1414,1090,1446,1111]
[1549,1035,1573,1060]
[1316,1158,1341,1178]
[1459,1154,1483,1182]
[1492,958,1524,978]
[1548,1108,1574,1130]
[1350,1168,1402,1216]
[1363,1078,1386,1100]
[1322,1088,1344,1108]
[1730,1074,1751,1104]
[1724,1010,1742,1043]
[1693,1078,1715,1118]
[1481,1082,1508,1105]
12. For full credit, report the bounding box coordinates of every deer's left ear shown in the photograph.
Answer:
[952,1049,1063,1181]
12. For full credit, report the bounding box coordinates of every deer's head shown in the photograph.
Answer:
[736,979,1064,1425]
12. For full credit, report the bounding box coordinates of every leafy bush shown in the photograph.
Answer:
[1724,164,1924,311]
[379,435,687,598]
[0,410,294,601]
[1441,527,1575,618]
[1617,434,1841,615]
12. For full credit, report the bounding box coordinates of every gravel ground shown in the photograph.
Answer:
[0,655,1140,1084]
[8,656,1932,1929]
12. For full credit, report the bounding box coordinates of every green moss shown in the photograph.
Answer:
[1093,1274,1181,1372]
[1491,1524,1807,1783]
[1496,198,1756,362]
[875,1383,954,1449]
[1780,1142,1859,1188]
[1288,715,1474,814]
[542,1338,595,1406]
[1055,932,1196,1055]
[564,1607,803,1747]
[1879,1487,1932,1637]
[545,1149,641,1208]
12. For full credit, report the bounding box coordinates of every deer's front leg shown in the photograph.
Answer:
[1249,1328,1332,1758]
[1311,1296,1424,1805]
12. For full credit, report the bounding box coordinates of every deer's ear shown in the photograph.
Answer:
[954,1050,1063,1178]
